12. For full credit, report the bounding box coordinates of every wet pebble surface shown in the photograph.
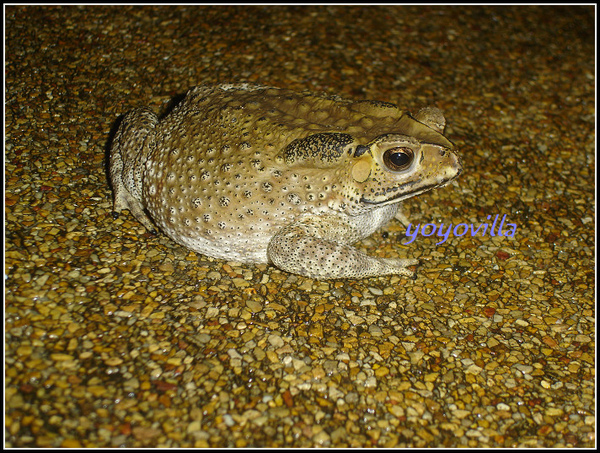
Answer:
[5,5,595,447]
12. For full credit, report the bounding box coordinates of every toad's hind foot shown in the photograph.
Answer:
[267,222,418,280]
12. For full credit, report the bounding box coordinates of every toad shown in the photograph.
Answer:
[109,84,461,279]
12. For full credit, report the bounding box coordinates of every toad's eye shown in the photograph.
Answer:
[383,147,414,171]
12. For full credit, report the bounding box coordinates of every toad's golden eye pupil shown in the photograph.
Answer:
[383,147,413,171]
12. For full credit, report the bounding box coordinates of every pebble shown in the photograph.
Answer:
[268,334,285,349]
[246,300,263,313]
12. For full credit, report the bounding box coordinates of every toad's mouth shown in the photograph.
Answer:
[360,176,460,206]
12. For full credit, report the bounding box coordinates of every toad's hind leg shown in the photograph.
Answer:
[109,107,158,232]
[267,216,418,280]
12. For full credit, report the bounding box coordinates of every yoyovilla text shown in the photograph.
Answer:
[404,214,517,245]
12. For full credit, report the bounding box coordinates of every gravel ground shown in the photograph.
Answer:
[5,5,595,448]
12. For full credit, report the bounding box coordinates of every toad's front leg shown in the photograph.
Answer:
[267,215,418,280]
